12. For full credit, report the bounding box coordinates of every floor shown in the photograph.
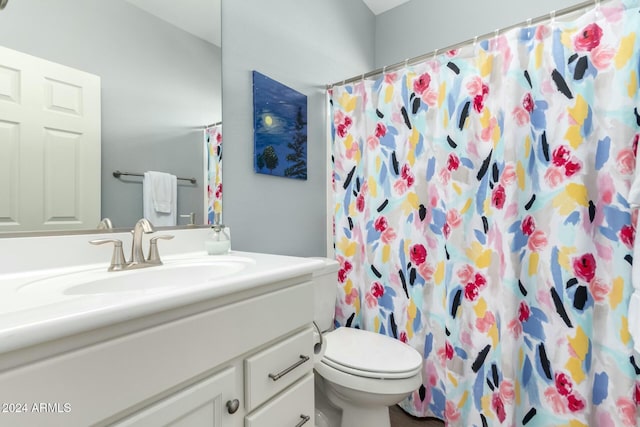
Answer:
[389,405,445,427]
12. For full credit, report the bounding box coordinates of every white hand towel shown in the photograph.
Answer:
[143,171,177,226]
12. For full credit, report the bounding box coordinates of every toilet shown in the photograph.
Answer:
[312,258,423,427]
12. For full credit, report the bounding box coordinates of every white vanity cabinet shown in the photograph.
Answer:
[114,366,238,427]
[0,276,316,427]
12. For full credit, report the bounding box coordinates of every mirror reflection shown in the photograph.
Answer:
[0,0,221,234]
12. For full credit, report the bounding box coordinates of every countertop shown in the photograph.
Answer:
[0,251,325,355]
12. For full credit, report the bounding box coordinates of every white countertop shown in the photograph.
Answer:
[0,250,325,355]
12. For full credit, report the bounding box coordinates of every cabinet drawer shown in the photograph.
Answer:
[245,373,314,427]
[245,327,313,411]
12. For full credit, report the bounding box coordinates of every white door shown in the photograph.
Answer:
[0,45,101,232]
[113,367,240,427]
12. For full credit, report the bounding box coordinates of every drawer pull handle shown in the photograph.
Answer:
[226,399,240,414]
[268,355,310,381]
[295,414,311,427]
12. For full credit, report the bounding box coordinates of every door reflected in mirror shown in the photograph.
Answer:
[0,0,221,234]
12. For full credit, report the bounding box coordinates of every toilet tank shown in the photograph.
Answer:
[310,257,339,332]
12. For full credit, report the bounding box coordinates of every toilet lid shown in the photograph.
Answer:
[322,327,422,378]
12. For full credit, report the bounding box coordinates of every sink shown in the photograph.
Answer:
[17,257,256,295]
[66,261,252,295]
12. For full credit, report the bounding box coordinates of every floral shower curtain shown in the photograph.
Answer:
[331,1,640,425]
[206,124,222,224]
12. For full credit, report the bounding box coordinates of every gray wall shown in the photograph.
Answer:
[222,0,375,256]
[375,0,585,67]
[0,0,221,229]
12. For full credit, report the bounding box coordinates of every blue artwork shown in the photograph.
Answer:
[253,71,307,180]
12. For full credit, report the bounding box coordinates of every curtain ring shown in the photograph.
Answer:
[433,48,438,60]
[526,17,533,27]
[549,10,556,24]
[473,35,478,47]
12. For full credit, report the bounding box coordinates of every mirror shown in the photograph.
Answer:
[0,0,221,234]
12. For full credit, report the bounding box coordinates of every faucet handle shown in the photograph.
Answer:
[89,239,128,271]
[180,213,196,226]
[147,234,174,265]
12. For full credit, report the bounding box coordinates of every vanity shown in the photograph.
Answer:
[0,229,323,426]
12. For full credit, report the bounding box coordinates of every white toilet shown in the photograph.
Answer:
[312,258,423,427]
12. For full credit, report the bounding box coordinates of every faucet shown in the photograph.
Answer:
[129,218,154,267]
[96,218,113,230]
[180,212,196,226]
[90,218,174,271]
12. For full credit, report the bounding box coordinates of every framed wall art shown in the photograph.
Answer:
[252,71,307,180]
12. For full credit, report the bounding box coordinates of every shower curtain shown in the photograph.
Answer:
[331,1,640,425]
[206,124,222,224]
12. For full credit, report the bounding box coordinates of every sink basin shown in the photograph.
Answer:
[17,257,256,295]
[66,261,251,295]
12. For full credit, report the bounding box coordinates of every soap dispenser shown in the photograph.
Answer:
[205,213,230,255]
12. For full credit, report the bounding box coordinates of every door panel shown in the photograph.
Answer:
[0,45,100,232]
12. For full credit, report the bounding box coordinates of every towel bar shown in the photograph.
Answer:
[113,170,196,184]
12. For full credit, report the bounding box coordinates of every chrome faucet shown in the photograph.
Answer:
[129,218,154,267]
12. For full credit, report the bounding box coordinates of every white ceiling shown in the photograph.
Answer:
[362,0,411,15]
[123,0,221,47]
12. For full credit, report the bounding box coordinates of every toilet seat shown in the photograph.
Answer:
[321,327,423,380]
[321,358,421,379]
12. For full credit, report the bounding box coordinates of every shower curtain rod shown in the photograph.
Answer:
[205,121,222,129]
[328,0,608,88]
